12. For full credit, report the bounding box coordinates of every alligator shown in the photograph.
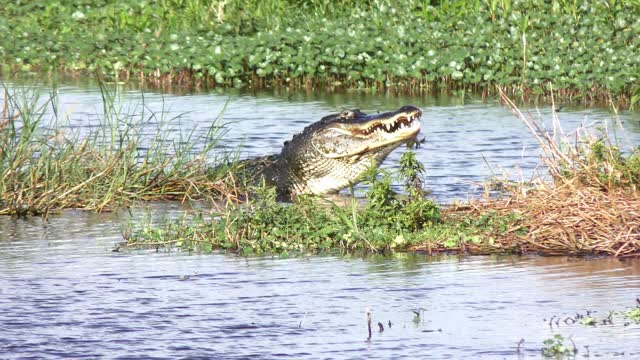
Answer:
[235,105,422,200]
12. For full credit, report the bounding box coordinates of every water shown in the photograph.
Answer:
[1,82,640,359]
[1,225,639,359]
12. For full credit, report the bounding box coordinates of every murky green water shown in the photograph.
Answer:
[1,82,639,359]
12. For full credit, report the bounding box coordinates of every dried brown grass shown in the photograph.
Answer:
[454,183,640,256]
[457,89,640,256]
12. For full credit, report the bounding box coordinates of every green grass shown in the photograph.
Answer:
[1,1,639,105]
[627,306,640,322]
[123,150,526,255]
[0,83,233,217]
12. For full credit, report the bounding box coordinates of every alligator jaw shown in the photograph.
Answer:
[313,106,422,159]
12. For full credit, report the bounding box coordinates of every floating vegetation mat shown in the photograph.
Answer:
[123,180,640,257]
[1,1,639,106]
[123,142,640,257]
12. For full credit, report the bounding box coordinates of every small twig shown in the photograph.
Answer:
[516,338,525,353]
[366,306,372,341]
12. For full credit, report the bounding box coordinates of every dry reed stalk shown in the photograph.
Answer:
[1,87,8,131]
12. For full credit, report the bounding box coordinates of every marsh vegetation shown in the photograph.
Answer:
[2,82,638,256]
[1,1,638,106]
[0,84,233,217]
[1,2,639,357]
[124,93,640,256]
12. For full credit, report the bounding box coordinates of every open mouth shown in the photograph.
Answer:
[312,106,423,158]
[355,113,421,137]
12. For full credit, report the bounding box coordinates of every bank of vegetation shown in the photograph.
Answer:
[1,1,639,106]
[123,142,639,257]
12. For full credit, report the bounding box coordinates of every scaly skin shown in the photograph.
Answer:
[238,105,422,200]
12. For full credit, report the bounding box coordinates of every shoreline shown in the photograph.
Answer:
[2,1,638,108]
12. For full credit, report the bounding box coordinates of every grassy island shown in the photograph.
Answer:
[1,1,639,106]
[122,92,640,257]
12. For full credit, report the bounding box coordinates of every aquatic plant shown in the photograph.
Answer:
[483,90,640,256]
[627,306,640,322]
[429,91,640,256]
[0,84,232,217]
[541,334,576,358]
[1,1,638,105]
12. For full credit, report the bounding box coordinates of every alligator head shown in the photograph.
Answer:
[271,105,422,197]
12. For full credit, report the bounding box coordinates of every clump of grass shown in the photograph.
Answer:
[448,186,640,256]
[627,306,640,322]
[501,88,640,191]
[436,91,640,257]
[0,84,233,217]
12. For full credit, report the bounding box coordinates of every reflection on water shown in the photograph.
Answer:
[1,82,640,359]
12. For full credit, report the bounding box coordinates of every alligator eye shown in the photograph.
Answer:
[339,110,355,119]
